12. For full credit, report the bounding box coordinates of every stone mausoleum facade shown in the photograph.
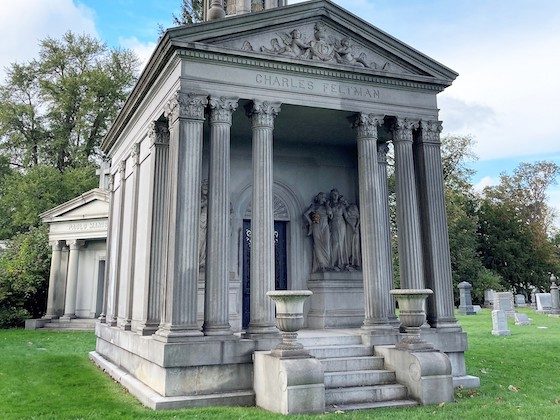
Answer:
[59,0,477,411]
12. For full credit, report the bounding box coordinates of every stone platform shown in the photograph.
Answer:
[25,317,97,331]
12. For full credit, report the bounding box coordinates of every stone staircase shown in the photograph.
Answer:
[43,318,97,331]
[298,331,417,412]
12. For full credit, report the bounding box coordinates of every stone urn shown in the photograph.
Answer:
[267,290,313,358]
[390,289,434,351]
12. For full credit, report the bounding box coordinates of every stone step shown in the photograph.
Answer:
[307,345,373,359]
[327,399,418,412]
[44,322,95,330]
[325,384,408,406]
[298,334,362,347]
[320,356,385,372]
[324,369,396,389]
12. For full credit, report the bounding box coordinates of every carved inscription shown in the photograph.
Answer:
[255,73,380,100]
[67,221,108,232]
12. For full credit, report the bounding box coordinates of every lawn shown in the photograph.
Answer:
[1,308,560,419]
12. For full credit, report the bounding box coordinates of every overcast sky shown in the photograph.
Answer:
[1,0,559,218]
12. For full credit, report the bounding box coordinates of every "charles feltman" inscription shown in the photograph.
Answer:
[255,73,380,99]
[68,221,107,232]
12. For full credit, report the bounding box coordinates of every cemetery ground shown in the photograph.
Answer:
[1,309,559,419]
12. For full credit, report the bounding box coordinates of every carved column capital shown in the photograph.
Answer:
[165,92,209,122]
[118,160,126,178]
[393,117,420,143]
[50,240,65,251]
[352,113,384,139]
[68,239,86,250]
[149,121,170,146]
[209,96,239,124]
[420,120,443,144]
[245,100,281,128]
[377,142,390,164]
[131,143,140,166]
[108,173,115,192]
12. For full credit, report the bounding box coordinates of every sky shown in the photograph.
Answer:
[1,0,559,219]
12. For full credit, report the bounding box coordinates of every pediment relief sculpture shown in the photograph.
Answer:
[304,188,361,273]
[241,22,396,72]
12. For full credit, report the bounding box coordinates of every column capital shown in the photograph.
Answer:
[68,239,85,250]
[377,142,390,164]
[165,92,208,122]
[118,160,126,178]
[131,143,140,166]
[149,120,170,146]
[108,173,115,192]
[245,100,281,128]
[420,120,443,144]
[209,96,239,125]
[50,240,65,251]
[393,117,420,143]
[351,113,384,139]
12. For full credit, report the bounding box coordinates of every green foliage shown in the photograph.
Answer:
[172,0,204,25]
[0,226,50,327]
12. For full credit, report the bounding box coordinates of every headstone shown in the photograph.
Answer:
[491,310,510,336]
[514,313,531,326]
[535,293,552,312]
[484,289,495,307]
[514,294,527,307]
[473,305,482,314]
[550,282,560,315]
[493,292,515,317]
[530,288,538,310]
[458,282,475,315]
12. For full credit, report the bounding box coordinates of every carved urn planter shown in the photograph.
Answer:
[390,289,435,351]
[266,290,313,358]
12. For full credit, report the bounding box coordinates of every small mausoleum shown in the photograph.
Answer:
[44,0,480,412]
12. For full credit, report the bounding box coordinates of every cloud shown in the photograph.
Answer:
[438,96,496,136]
[473,176,499,193]
[119,36,157,70]
[0,0,97,80]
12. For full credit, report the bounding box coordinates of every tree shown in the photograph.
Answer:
[172,0,205,25]
[0,32,138,171]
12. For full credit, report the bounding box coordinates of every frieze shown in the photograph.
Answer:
[51,220,108,234]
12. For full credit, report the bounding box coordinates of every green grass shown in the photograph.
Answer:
[1,309,560,419]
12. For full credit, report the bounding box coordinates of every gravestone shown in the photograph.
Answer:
[514,313,531,326]
[484,289,495,307]
[491,310,510,336]
[514,294,527,307]
[530,288,538,310]
[458,281,475,315]
[536,293,552,313]
[493,292,515,317]
[550,282,560,315]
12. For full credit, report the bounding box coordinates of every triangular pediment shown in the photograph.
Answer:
[166,0,457,83]
[40,188,109,223]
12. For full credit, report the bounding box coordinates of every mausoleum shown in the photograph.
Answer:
[60,0,476,411]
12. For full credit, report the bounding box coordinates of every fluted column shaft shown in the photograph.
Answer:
[62,240,85,319]
[203,97,238,336]
[415,120,459,329]
[44,241,64,319]
[99,174,114,323]
[121,143,140,330]
[377,143,398,324]
[393,118,424,290]
[156,92,207,341]
[245,100,281,336]
[139,121,170,335]
[109,161,127,326]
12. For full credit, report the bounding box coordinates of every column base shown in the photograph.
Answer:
[108,317,118,327]
[98,314,107,323]
[154,325,204,343]
[203,324,234,336]
[244,323,279,337]
[60,314,76,321]
[137,322,160,336]
[42,314,59,321]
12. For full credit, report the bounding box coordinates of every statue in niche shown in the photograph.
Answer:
[199,180,209,270]
[304,192,332,272]
[328,189,349,270]
[305,189,362,273]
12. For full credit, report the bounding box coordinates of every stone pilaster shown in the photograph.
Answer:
[203,97,238,336]
[138,121,170,336]
[109,161,127,326]
[61,239,85,320]
[121,143,141,331]
[415,120,460,329]
[244,100,281,336]
[99,174,115,323]
[377,142,399,325]
[155,92,208,342]
[353,114,393,334]
[393,117,424,290]
[43,240,65,320]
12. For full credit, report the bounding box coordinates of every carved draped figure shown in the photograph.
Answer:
[345,204,361,267]
[328,190,348,270]
[304,193,331,272]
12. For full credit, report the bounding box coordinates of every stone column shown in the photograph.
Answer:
[415,120,460,329]
[99,174,115,323]
[155,92,207,342]
[109,161,127,326]
[377,142,398,325]
[203,97,238,336]
[138,121,170,335]
[43,240,65,319]
[61,240,85,320]
[121,143,140,330]
[245,100,281,336]
[353,114,393,334]
[392,118,424,290]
